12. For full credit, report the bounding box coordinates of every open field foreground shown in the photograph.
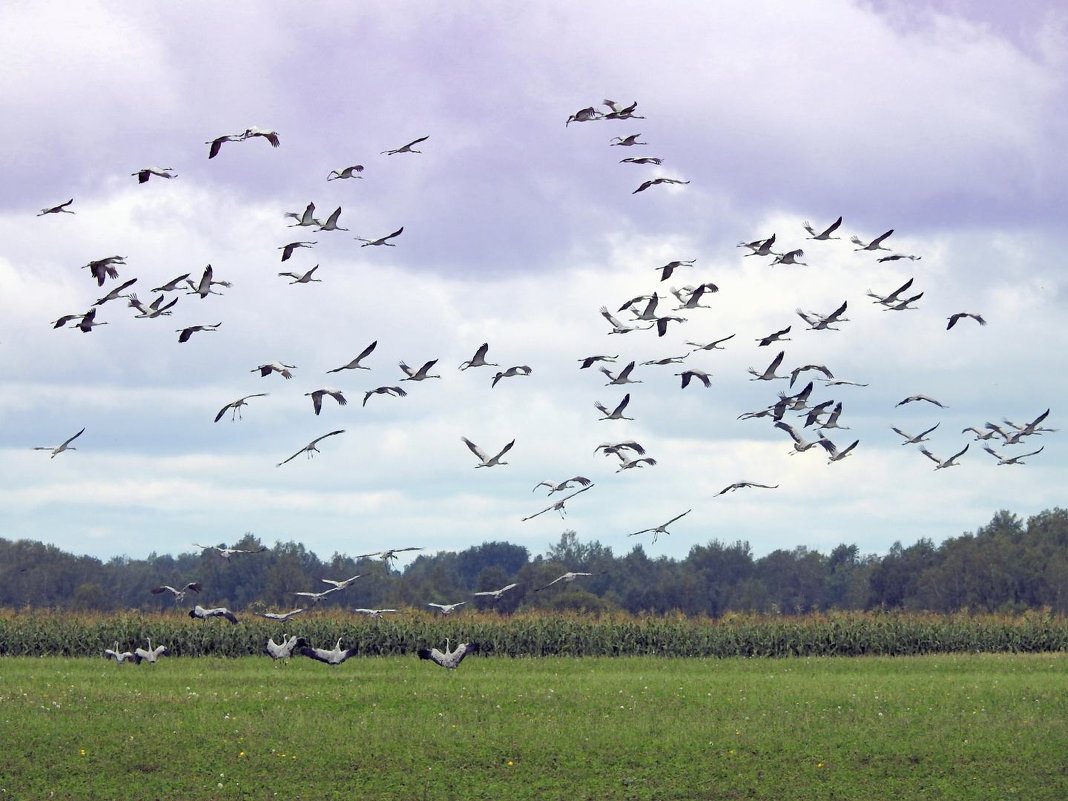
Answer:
[1,654,1065,800]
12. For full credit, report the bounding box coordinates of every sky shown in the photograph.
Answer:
[1,0,1065,566]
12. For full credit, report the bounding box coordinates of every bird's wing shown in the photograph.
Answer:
[310,430,345,447]
[61,428,87,448]
[918,448,942,464]
[521,506,552,521]
[871,229,894,246]
[494,439,516,460]
[297,646,333,663]
[665,509,692,526]
[775,421,803,445]
[461,436,487,461]
[277,447,304,467]
[614,393,631,414]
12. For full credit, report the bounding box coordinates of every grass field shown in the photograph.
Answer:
[2,653,1066,800]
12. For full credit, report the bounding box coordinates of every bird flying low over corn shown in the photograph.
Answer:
[189,605,239,624]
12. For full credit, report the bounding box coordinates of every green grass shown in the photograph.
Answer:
[2,654,1066,800]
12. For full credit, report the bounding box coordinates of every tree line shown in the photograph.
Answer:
[2,507,1066,615]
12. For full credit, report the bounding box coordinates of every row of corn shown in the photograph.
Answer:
[1,609,1065,658]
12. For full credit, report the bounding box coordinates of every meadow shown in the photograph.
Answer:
[1,652,1065,800]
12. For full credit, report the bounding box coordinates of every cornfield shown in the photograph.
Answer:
[1,608,1066,658]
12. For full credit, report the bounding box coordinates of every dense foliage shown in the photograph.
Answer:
[2,507,1066,614]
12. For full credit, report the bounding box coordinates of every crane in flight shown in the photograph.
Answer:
[919,444,969,470]
[818,437,859,463]
[363,386,407,407]
[242,126,281,148]
[82,255,125,286]
[851,229,894,251]
[867,278,916,305]
[277,430,345,466]
[177,323,221,343]
[252,362,296,379]
[522,484,594,521]
[327,164,364,180]
[381,135,429,155]
[633,177,689,194]
[627,509,691,544]
[316,207,348,232]
[256,609,306,622]
[328,341,377,373]
[601,360,641,386]
[610,134,646,146]
[748,350,787,381]
[491,365,532,387]
[214,393,268,422]
[34,427,85,458]
[279,265,322,284]
[353,547,422,565]
[193,543,268,559]
[739,234,775,255]
[715,481,779,496]
[946,312,986,330]
[286,203,318,227]
[462,436,515,468]
[189,605,239,624]
[532,476,592,495]
[132,167,176,183]
[802,216,842,240]
[427,601,466,615]
[305,389,347,415]
[981,445,1045,465]
[356,227,404,247]
[797,301,848,331]
[150,582,202,604]
[890,423,940,445]
[38,199,75,216]
[536,572,594,591]
[473,584,518,600]
[896,395,946,408]
[459,343,499,371]
[771,249,807,266]
[399,359,440,381]
[278,241,315,262]
[595,393,634,421]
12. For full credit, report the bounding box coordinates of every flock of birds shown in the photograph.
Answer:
[30,99,1057,663]
[99,543,607,669]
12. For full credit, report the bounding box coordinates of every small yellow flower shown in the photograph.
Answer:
[817,762,824,769]
[239,751,246,758]
[507,760,514,767]
[79,749,86,757]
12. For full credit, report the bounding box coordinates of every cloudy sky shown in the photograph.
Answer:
[1,0,1065,565]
